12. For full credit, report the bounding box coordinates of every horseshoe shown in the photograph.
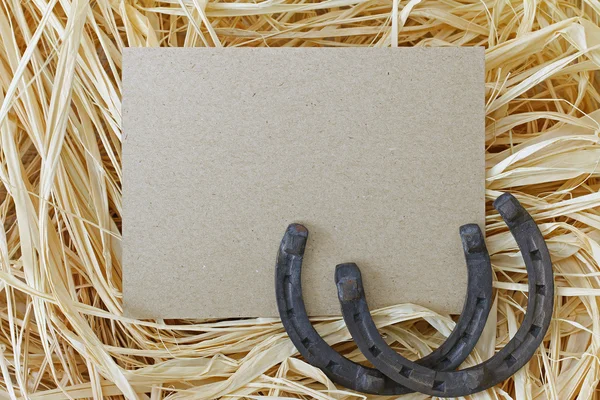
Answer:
[336,193,554,397]
[275,222,492,395]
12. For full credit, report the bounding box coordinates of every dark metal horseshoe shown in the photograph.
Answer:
[275,223,492,395]
[337,192,554,397]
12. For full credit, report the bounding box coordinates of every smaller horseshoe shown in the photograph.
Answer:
[275,223,492,395]
[336,193,554,397]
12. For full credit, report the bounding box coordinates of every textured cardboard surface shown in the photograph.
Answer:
[123,48,485,318]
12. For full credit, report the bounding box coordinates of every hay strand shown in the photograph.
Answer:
[0,0,599,399]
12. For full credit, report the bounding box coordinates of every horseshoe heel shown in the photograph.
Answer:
[337,193,554,397]
[275,223,492,395]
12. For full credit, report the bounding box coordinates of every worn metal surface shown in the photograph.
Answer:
[338,193,554,397]
[275,223,492,395]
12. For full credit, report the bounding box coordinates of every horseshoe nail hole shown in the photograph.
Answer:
[536,284,546,295]
[440,356,451,365]
[353,312,361,322]
[283,275,291,285]
[286,308,294,318]
[326,360,339,370]
[530,249,542,261]
[433,380,445,391]
[505,354,517,367]
[460,331,472,342]
[476,296,486,307]
[398,366,412,378]
[530,324,542,338]
[301,337,311,348]
[369,345,382,357]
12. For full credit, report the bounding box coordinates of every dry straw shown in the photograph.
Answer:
[0,0,599,399]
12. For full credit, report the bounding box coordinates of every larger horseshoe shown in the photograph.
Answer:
[275,222,492,395]
[336,193,554,397]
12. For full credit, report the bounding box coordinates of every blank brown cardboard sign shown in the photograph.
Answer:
[123,48,485,318]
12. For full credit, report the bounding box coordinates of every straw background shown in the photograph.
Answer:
[0,0,599,399]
